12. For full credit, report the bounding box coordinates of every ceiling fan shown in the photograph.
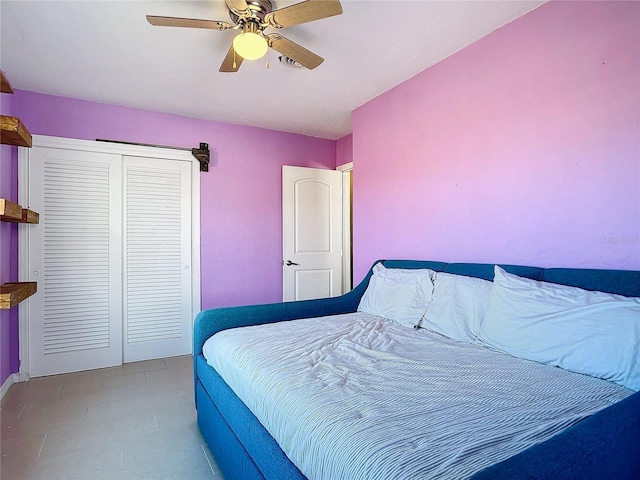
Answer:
[147,0,343,73]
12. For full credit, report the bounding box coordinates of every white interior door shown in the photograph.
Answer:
[282,166,343,301]
[27,147,123,377]
[123,156,192,362]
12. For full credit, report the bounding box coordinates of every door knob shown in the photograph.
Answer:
[285,260,299,266]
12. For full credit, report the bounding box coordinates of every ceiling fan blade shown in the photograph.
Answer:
[219,43,243,73]
[225,0,250,15]
[267,0,342,28]
[267,34,324,70]
[146,15,232,30]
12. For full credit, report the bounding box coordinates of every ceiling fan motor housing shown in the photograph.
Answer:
[229,0,274,24]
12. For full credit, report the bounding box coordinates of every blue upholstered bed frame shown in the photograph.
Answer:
[193,260,640,479]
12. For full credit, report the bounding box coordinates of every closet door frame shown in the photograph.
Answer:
[17,135,201,381]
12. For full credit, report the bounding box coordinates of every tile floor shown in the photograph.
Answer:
[0,356,225,479]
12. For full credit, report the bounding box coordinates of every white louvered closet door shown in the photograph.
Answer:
[122,156,192,362]
[27,145,194,377]
[28,147,123,377]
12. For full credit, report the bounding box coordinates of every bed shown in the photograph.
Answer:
[193,260,640,479]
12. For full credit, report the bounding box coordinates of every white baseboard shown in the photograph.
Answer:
[0,373,22,401]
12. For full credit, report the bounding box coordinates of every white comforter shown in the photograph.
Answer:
[203,312,631,480]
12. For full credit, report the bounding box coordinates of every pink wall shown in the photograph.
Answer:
[352,0,640,281]
[1,89,19,386]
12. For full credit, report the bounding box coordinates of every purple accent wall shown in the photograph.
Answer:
[2,91,335,379]
[336,134,353,167]
[1,89,19,386]
[352,1,640,282]
[13,91,336,310]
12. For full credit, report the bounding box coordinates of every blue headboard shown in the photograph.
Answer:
[375,260,640,297]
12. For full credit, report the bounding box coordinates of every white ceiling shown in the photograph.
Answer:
[0,0,545,140]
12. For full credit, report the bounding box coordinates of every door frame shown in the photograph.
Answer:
[17,135,201,381]
[336,162,353,294]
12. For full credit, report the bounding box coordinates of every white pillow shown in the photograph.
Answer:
[478,265,640,391]
[421,272,493,343]
[357,263,435,328]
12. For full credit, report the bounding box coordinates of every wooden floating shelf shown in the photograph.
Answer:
[1,72,38,309]
[0,198,22,221]
[21,209,39,224]
[1,115,32,147]
[0,70,14,94]
[0,198,39,223]
[0,282,37,309]
[1,71,32,147]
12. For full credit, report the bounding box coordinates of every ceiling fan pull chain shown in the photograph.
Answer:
[233,49,237,69]
[266,47,270,69]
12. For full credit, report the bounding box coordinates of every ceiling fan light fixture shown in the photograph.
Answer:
[233,23,268,60]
